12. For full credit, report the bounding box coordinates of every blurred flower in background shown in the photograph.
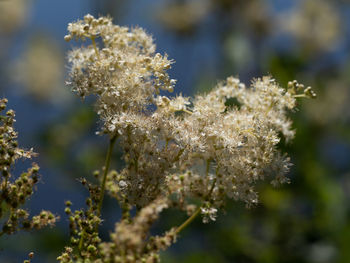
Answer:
[304,77,350,125]
[278,0,342,54]
[156,0,211,35]
[0,0,31,35]
[10,35,71,104]
[223,34,253,72]
[156,0,272,37]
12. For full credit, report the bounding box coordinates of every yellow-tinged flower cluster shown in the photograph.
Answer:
[63,14,315,262]
[65,14,175,136]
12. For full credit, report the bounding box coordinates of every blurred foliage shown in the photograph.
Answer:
[0,0,349,262]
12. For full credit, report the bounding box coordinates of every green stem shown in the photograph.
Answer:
[207,178,216,198]
[175,206,201,234]
[175,170,217,235]
[77,135,116,258]
[182,109,193,115]
[205,158,211,190]
[78,230,86,252]
[91,37,100,60]
[173,149,184,162]
[79,135,117,255]
[206,159,210,177]
[165,138,169,152]
[293,94,307,98]
[2,176,8,194]
[121,202,131,221]
[97,135,118,216]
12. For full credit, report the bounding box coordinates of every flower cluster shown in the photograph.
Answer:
[65,14,175,136]
[62,14,315,262]
[99,198,176,262]
[58,181,102,262]
[0,99,57,237]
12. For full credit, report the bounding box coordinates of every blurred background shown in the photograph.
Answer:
[0,0,350,262]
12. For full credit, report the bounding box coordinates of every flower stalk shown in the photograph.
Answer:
[97,135,118,216]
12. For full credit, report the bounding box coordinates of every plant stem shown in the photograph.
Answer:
[77,36,112,251]
[175,171,217,235]
[78,230,86,252]
[207,178,216,198]
[78,136,117,256]
[91,37,100,60]
[175,206,201,234]
[206,159,210,177]
[164,138,169,152]
[183,109,193,115]
[293,94,307,98]
[97,135,118,216]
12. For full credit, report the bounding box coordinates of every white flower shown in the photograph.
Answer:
[66,14,314,216]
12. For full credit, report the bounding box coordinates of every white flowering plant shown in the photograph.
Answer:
[0,13,316,263]
[54,14,316,263]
